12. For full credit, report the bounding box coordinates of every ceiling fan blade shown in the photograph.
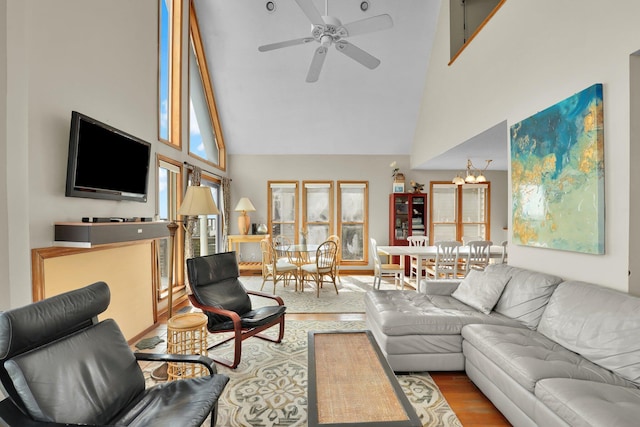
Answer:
[258,37,315,52]
[306,45,328,83]
[341,14,393,37]
[294,0,325,26]
[335,40,380,69]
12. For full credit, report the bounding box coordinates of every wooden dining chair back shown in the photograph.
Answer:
[463,240,493,276]
[370,237,404,290]
[260,238,298,293]
[427,240,462,279]
[187,251,286,369]
[327,234,342,283]
[407,235,430,284]
[300,240,338,297]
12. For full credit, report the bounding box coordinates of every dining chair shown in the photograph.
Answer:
[461,240,493,276]
[260,238,298,293]
[500,240,508,264]
[370,237,404,290]
[300,240,339,297]
[407,235,430,284]
[327,234,342,283]
[426,240,462,279]
[272,234,294,262]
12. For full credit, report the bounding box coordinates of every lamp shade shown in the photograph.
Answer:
[234,197,256,212]
[178,186,219,216]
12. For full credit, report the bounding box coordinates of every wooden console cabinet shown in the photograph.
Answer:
[227,234,269,273]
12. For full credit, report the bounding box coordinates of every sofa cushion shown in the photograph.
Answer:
[538,280,640,386]
[451,269,510,314]
[364,290,522,336]
[462,324,635,393]
[535,378,640,427]
[487,264,562,329]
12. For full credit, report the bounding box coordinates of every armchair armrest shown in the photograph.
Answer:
[134,352,217,376]
[246,290,285,306]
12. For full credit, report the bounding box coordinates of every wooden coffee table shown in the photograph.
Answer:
[307,330,421,426]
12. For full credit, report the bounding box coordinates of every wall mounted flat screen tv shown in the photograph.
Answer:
[65,111,151,202]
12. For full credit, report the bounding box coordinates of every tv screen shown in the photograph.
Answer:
[65,111,151,202]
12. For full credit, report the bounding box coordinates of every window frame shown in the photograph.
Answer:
[187,3,227,171]
[429,181,491,243]
[302,181,334,245]
[156,155,185,306]
[158,0,182,148]
[337,181,368,265]
[268,181,299,243]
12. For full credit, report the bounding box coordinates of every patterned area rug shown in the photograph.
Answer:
[143,320,461,427]
[244,275,407,313]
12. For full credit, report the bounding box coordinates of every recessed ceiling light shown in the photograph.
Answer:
[360,1,370,12]
[266,1,276,13]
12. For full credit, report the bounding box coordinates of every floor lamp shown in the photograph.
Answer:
[152,185,219,381]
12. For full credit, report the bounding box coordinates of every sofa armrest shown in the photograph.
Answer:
[134,353,217,376]
[420,279,461,295]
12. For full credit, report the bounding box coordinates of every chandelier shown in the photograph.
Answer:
[452,159,492,185]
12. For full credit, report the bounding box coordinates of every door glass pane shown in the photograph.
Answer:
[341,188,365,222]
[432,186,457,222]
[462,186,487,222]
[463,224,486,240]
[307,224,329,244]
[432,224,457,242]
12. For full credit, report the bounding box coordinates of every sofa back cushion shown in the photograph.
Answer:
[4,319,144,424]
[538,280,640,386]
[488,264,563,329]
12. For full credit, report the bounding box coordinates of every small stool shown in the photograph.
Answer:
[166,312,208,381]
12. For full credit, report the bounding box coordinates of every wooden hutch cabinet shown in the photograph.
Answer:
[388,193,428,273]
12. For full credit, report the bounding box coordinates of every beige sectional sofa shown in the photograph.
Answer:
[365,264,640,427]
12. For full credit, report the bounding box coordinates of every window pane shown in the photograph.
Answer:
[433,224,457,242]
[306,188,330,221]
[341,188,364,222]
[307,224,329,244]
[463,224,486,240]
[158,0,170,141]
[188,39,219,164]
[462,186,487,222]
[341,224,364,261]
[272,188,296,222]
[432,186,457,222]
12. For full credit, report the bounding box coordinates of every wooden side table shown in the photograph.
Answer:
[227,234,270,273]
[167,312,208,381]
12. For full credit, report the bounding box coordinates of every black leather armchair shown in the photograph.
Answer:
[0,282,229,427]
[187,251,286,369]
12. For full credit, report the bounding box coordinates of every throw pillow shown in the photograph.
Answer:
[451,269,510,314]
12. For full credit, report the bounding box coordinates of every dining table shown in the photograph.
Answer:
[376,244,505,289]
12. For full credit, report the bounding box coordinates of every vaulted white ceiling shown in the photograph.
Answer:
[193,0,508,170]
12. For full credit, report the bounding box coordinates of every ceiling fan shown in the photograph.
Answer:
[258,0,393,83]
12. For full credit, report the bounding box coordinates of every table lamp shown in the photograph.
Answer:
[235,197,256,235]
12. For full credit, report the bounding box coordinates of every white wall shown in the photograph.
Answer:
[413,0,637,292]
[229,154,508,267]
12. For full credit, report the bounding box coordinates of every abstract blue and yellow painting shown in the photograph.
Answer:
[510,84,604,254]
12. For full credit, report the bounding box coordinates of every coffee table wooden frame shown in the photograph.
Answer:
[307,330,421,427]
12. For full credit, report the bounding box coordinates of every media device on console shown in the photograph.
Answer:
[65,111,151,203]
